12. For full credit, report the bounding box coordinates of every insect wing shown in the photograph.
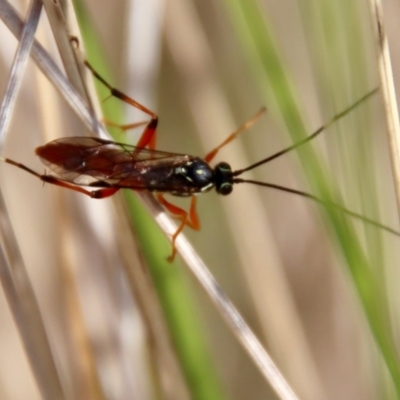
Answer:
[36,137,185,187]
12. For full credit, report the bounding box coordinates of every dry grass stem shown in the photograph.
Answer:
[368,0,400,221]
[0,1,65,398]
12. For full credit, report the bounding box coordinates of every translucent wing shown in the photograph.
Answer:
[36,137,189,187]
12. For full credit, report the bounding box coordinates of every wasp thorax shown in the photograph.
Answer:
[214,162,233,195]
[176,159,215,192]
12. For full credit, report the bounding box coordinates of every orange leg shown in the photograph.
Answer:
[83,60,159,151]
[156,194,200,261]
[3,158,119,199]
[102,118,158,152]
[44,177,119,199]
[102,118,148,132]
[136,118,158,150]
[204,107,266,163]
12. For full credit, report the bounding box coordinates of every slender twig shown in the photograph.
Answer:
[0,1,65,399]
[142,192,300,400]
[0,0,105,138]
[367,0,400,223]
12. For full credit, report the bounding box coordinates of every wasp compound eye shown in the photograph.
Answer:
[214,162,233,195]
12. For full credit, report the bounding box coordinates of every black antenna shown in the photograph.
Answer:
[233,88,379,177]
[233,178,400,237]
[230,87,400,237]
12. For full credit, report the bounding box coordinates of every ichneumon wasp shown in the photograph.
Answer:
[0,62,398,261]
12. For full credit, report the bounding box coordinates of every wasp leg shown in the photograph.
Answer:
[83,60,159,151]
[43,176,119,198]
[204,107,266,163]
[135,118,158,150]
[102,118,157,156]
[2,158,119,199]
[156,195,200,262]
[102,118,148,132]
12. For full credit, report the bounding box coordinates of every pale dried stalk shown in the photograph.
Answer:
[41,0,89,101]
[367,0,400,222]
[0,0,65,399]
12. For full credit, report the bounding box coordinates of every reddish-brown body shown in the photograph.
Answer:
[36,137,215,196]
